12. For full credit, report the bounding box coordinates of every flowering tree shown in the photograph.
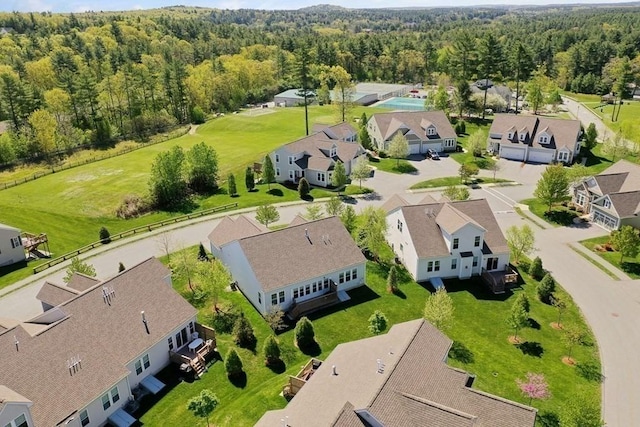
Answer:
[516,373,551,405]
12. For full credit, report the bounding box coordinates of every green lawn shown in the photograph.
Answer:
[139,248,600,426]
[449,120,495,169]
[0,105,384,289]
[522,198,579,227]
[585,100,640,145]
[581,235,640,279]
[562,92,601,103]
[369,157,418,174]
[410,176,510,190]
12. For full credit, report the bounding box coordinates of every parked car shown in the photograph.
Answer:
[427,149,440,160]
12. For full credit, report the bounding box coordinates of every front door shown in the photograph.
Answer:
[459,255,473,279]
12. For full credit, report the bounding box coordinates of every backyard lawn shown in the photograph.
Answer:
[0,105,383,289]
[522,198,579,227]
[582,235,640,280]
[138,248,601,426]
[448,119,496,170]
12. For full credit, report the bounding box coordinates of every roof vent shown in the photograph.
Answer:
[305,228,312,244]
[67,355,82,376]
[14,335,19,352]
[332,365,338,376]
[425,208,434,217]
[376,359,385,374]
[102,285,116,305]
[141,311,150,334]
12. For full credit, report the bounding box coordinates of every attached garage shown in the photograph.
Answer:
[408,143,421,154]
[527,149,555,164]
[499,146,526,161]
[592,210,618,230]
[421,143,443,154]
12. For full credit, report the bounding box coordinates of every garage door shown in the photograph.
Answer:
[592,211,617,230]
[499,146,525,161]
[527,150,554,164]
[408,143,421,154]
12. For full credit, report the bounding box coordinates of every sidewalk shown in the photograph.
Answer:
[568,241,631,281]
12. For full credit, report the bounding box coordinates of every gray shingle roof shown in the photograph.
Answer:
[489,114,580,150]
[0,258,196,427]
[371,111,456,142]
[607,191,640,218]
[237,216,366,292]
[257,319,536,427]
[592,160,640,195]
[66,273,100,292]
[208,215,266,248]
[399,198,509,258]
[281,131,364,170]
[36,281,80,306]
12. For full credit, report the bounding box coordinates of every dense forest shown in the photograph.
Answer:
[0,4,639,165]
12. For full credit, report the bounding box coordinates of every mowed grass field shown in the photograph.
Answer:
[0,105,385,287]
[583,100,640,145]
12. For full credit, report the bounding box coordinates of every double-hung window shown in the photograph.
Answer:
[271,293,278,305]
[474,236,481,247]
[101,386,120,411]
[452,238,459,250]
[135,354,150,375]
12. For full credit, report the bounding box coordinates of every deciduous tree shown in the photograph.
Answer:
[610,225,640,263]
[516,373,551,405]
[534,163,569,213]
[305,204,323,220]
[506,224,535,264]
[356,206,388,262]
[331,161,348,194]
[186,142,219,193]
[340,205,357,234]
[459,162,479,184]
[325,196,344,217]
[63,257,97,283]
[423,288,454,331]
[442,185,470,201]
[187,389,219,427]
[149,146,187,209]
[368,310,388,335]
[506,300,528,343]
[388,133,409,166]
[350,157,370,189]
[255,204,280,227]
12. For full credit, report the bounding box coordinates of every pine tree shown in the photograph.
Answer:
[228,173,237,197]
[387,265,398,293]
[529,256,544,280]
[294,316,316,349]
[263,155,275,191]
[298,177,310,199]
[233,314,256,349]
[224,348,243,378]
[263,335,281,366]
[245,166,255,192]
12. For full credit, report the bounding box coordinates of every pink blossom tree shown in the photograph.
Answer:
[516,372,551,405]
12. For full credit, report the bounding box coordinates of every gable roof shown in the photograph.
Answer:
[236,216,366,292]
[397,198,508,258]
[36,281,80,307]
[0,258,196,427]
[281,132,364,168]
[489,114,580,150]
[381,194,411,213]
[312,122,357,141]
[257,319,536,427]
[606,191,640,218]
[591,160,640,195]
[371,111,456,142]
[208,215,267,248]
[66,273,101,292]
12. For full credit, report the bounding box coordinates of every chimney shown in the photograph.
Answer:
[332,365,337,376]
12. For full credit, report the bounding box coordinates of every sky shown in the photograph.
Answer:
[0,0,632,14]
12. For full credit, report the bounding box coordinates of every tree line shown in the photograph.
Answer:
[1,5,639,166]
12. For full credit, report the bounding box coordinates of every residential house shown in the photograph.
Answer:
[366,111,457,155]
[0,257,201,427]
[208,215,267,262]
[470,79,512,112]
[208,216,366,316]
[384,194,514,293]
[270,123,365,187]
[0,223,26,267]
[487,114,581,164]
[311,122,357,142]
[256,319,537,427]
[572,159,640,230]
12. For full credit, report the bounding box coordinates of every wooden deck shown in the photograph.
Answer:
[169,323,217,377]
[481,267,519,294]
[283,358,323,397]
[287,281,341,320]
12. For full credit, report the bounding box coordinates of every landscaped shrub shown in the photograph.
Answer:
[118,262,126,272]
[228,173,237,197]
[233,314,257,349]
[368,310,388,335]
[224,348,244,378]
[529,256,544,280]
[298,177,310,199]
[386,265,398,293]
[294,316,316,349]
[537,273,556,304]
[536,411,561,427]
[198,243,208,261]
[576,361,603,383]
[190,106,206,124]
[115,194,151,219]
[263,335,281,366]
[99,226,111,244]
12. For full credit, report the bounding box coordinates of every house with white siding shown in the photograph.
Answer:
[572,159,640,230]
[487,114,581,164]
[366,111,457,155]
[384,194,515,293]
[270,123,365,188]
[0,258,202,427]
[0,223,26,267]
[209,216,366,317]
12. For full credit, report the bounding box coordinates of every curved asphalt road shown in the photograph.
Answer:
[0,145,636,426]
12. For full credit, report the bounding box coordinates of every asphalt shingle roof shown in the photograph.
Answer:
[372,111,456,142]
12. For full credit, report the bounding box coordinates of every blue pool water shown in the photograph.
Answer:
[376,97,427,111]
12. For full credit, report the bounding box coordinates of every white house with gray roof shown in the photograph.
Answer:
[572,159,640,230]
[257,319,536,427]
[0,223,26,267]
[209,216,366,316]
[384,195,513,292]
[367,110,457,155]
[270,123,365,188]
[488,114,581,164]
[0,258,199,427]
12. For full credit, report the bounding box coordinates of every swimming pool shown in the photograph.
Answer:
[376,97,427,111]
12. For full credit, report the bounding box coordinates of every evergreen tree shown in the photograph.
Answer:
[228,173,237,197]
[298,177,310,199]
[387,265,398,293]
[245,166,255,192]
[529,256,544,280]
[263,335,281,366]
[233,314,256,349]
[294,316,316,349]
[537,273,556,304]
[263,155,276,191]
[224,348,244,378]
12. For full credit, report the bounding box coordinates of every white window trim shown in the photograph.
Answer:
[276,167,280,177]
[275,154,280,163]
[135,354,151,375]
[4,414,28,427]
[101,386,120,411]
[80,410,90,427]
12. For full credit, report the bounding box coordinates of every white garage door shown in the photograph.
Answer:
[500,146,525,161]
[408,143,421,154]
[527,150,554,164]
[592,211,617,230]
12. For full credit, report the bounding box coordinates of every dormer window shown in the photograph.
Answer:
[507,132,514,139]
[539,135,549,144]
[519,133,526,142]
[330,147,337,157]
[603,198,611,209]
[427,126,436,136]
